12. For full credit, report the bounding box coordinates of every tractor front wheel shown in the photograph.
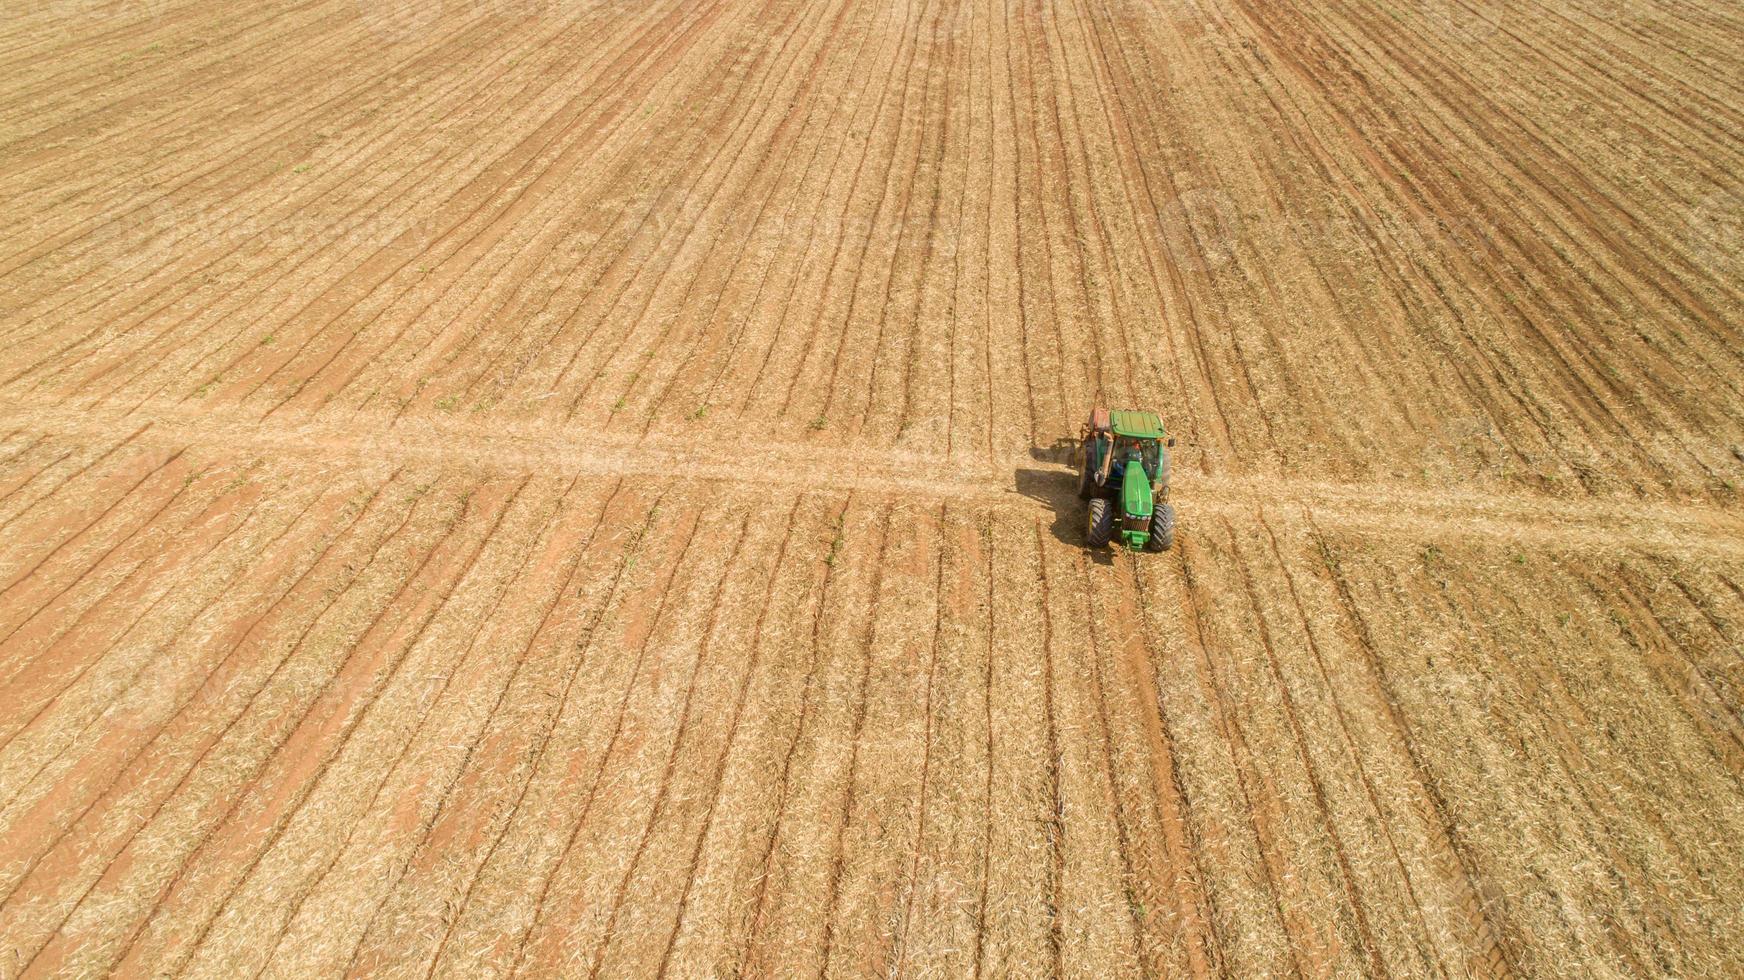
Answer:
[1145,503,1176,552]
[1086,498,1115,547]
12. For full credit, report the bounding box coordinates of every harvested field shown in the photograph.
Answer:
[1,0,1742,975]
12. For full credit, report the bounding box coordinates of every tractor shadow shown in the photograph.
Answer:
[1014,461,1114,565]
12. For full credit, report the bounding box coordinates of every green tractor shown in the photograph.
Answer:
[1076,407,1176,551]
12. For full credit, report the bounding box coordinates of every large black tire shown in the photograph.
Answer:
[1086,498,1115,547]
[1154,448,1171,501]
[1076,458,1096,500]
[1145,503,1176,552]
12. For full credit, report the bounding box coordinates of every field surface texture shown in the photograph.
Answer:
[1,0,1742,975]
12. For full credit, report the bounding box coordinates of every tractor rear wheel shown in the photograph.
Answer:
[1145,503,1176,552]
[1086,498,1115,547]
[1076,458,1096,500]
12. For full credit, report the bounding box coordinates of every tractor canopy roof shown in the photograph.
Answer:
[1109,409,1166,440]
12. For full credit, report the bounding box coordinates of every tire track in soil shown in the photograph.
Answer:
[647,496,816,977]
[373,0,775,422]
[267,0,715,419]
[205,0,739,418]
[1171,530,1309,978]
[418,488,690,979]
[1074,552,1167,979]
[972,521,995,979]
[779,0,938,430]
[397,483,659,979]
[0,479,320,910]
[1306,516,1520,977]
[812,498,899,976]
[552,0,842,427]
[974,508,1087,974]
[500,506,706,978]
[990,0,1040,450]
[1223,518,1390,977]
[910,3,975,459]
[734,494,880,979]
[131,476,533,979]
[249,480,608,976]
[7,397,1741,562]
[1254,510,1459,976]
[579,508,763,978]
[0,467,265,795]
[0,6,528,388]
[0,0,506,291]
[886,504,948,976]
[1,469,416,977]
[1107,559,1224,978]
[1104,0,1292,465]
[1030,522,1066,977]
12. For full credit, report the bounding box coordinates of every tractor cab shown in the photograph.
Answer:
[1077,407,1176,551]
[1106,431,1161,487]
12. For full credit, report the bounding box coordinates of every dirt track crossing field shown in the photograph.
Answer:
[2,0,1743,975]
